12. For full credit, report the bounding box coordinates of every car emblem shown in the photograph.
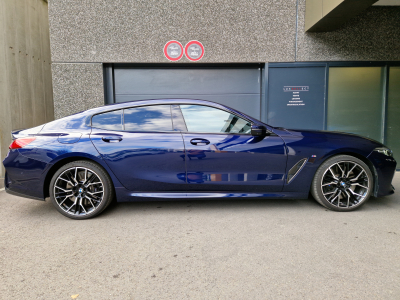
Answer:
[79,188,83,193]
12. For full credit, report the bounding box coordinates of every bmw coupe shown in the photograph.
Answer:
[3,99,396,219]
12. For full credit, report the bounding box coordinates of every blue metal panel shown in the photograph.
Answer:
[267,67,326,130]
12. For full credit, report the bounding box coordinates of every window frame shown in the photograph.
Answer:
[90,103,257,135]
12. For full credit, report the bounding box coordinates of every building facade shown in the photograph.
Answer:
[48,0,400,159]
[0,0,53,180]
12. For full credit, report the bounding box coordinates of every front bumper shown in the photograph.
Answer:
[367,151,397,197]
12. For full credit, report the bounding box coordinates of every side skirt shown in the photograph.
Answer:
[114,188,308,202]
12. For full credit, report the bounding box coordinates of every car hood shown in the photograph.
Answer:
[276,127,384,146]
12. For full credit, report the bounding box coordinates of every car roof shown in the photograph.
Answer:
[41,99,263,133]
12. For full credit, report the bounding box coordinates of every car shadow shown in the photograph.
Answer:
[21,193,398,220]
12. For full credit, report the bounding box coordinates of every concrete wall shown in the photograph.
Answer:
[48,1,400,119]
[0,0,54,178]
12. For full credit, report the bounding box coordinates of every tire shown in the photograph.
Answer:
[311,155,373,211]
[49,160,114,219]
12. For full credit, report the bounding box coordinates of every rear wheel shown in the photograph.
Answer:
[49,160,114,219]
[311,155,373,211]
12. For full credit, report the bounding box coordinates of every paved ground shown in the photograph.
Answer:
[1,175,400,300]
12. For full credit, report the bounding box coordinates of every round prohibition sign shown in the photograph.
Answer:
[164,40,184,61]
[185,40,204,61]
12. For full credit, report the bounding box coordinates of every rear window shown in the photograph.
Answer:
[92,110,123,131]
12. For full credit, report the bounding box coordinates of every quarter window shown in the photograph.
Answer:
[124,105,173,132]
[91,110,123,131]
[180,105,251,134]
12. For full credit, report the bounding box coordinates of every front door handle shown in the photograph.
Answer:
[102,136,123,143]
[190,138,210,146]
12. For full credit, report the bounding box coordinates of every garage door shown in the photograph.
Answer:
[113,67,262,119]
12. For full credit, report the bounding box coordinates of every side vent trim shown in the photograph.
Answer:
[287,158,308,183]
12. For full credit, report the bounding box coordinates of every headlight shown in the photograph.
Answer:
[374,147,393,157]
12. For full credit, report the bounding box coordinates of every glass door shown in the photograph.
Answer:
[327,67,385,142]
[386,67,400,161]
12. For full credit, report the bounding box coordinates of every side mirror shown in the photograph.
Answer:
[251,125,268,137]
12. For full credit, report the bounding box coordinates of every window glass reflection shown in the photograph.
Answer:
[124,105,173,131]
[180,105,251,134]
[92,110,123,131]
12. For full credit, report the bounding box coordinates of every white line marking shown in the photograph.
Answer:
[0,188,5,192]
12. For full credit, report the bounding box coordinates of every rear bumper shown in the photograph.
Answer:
[3,149,48,200]
[5,184,44,201]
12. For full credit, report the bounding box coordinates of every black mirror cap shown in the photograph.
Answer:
[251,125,268,137]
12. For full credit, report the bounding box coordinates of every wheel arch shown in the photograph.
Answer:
[43,155,118,199]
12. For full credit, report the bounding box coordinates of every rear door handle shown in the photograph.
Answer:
[102,136,123,143]
[190,138,210,146]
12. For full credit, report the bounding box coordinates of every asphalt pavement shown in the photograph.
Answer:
[1,174,400,300]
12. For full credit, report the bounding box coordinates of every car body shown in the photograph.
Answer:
[3,99,397,219]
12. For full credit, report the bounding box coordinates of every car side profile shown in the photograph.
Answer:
[3,99,397,219]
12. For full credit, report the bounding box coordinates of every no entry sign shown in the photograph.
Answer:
[185,40,204,61]
[164,41,184,61]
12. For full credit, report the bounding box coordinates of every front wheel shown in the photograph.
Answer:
[49,160,114,219]
[311,155,373,211]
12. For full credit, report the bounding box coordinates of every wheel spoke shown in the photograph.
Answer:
[351,183,368,189]
[84,174,96,186]
[328,168,339,180]
[87,191,103,195]
[324,189,337,196]
[58,195,73,206]
[346,164,357,178]
[58,177,73,186]
[350,169,365,182]
[74,168,78,183]
[328,189,339,202]
[54,186,72,193]
[336,163,345,177]
[344,190,351,207]
[322,181,337,187]
[348,188,364,198]
[84,195,96,208]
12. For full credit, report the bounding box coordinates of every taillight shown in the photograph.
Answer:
[9,137,36,149]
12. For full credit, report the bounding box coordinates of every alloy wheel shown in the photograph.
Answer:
[321,161,370,208]
[53,167,104,216]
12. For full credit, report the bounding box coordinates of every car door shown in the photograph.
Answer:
[90,105,187,192]
[178,104,287,192]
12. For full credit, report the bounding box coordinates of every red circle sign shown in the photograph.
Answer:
[185,41,204,61]
[164,41,184,61]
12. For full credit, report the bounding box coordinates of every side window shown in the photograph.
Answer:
[92,110,123,131]
[124,105,173,132]
[180,105,252,134]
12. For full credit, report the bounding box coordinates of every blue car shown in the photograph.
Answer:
[3,99,397,219]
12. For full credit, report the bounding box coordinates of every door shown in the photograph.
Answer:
[178,104,287,192]
[90,105,187,191]
[113,66,262,119]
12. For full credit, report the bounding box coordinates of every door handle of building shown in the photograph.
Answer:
[102,136,123,143]
[190,138,210,146]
